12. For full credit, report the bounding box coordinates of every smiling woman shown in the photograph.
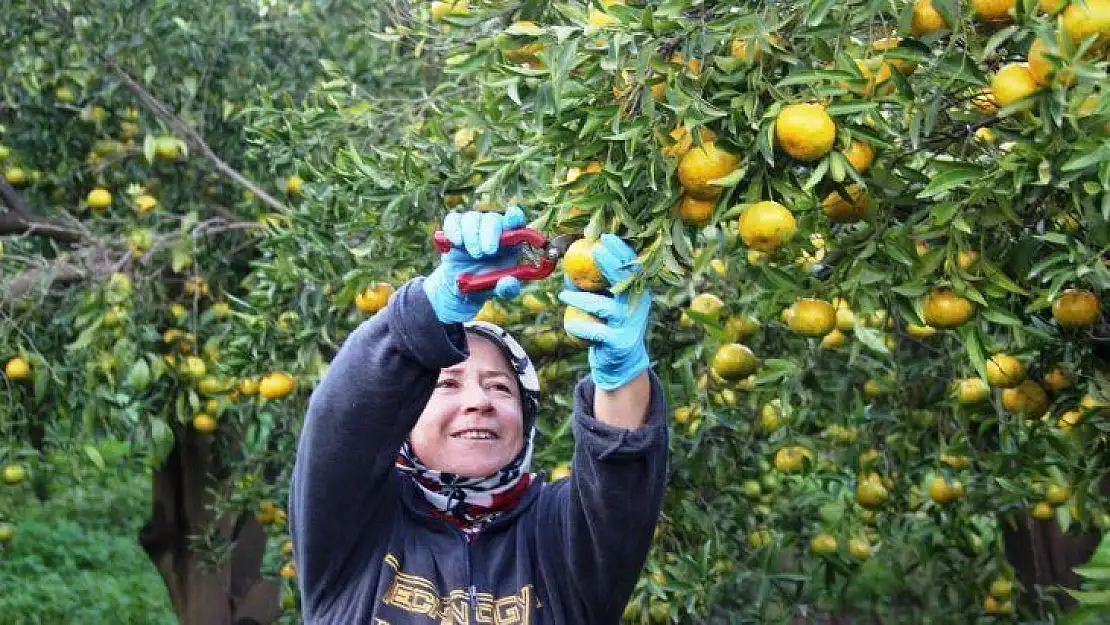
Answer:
[396,326,541,539]
[289,209,668,625]
[408,333,529,479]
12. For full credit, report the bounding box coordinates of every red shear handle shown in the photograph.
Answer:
[430,227,555,293]
[456,257,557,293]
[432,227,548,253]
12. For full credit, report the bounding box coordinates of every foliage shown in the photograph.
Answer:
[0,463,175,625]
[1061,532,1110,625]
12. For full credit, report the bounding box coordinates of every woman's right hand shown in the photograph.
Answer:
[422,206,527,324]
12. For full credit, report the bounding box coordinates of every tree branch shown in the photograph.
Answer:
[48,4,285,215]
[2,213,255,303]
[104,61,288,214]
[0,178,33,218]
[0,210,85,244]
[0,253,109,301]
[0,178,88,243]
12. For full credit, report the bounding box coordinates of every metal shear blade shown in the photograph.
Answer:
[543,233,578,260]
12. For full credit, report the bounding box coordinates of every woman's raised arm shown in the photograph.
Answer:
[288,278,468,608]
[551,372,669,622]
[547,233,670,621]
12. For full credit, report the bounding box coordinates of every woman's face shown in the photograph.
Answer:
[410,335,525,478]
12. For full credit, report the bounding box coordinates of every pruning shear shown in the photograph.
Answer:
[432,227,578,294]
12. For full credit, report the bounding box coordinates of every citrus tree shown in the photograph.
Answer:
[3,0,1110,624]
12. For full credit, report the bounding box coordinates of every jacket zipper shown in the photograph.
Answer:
[456,528,477,615]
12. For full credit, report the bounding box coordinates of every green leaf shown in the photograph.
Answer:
[775,70,854,88]
[980,26,1019,64]
[829,151,847,182]
[803,158,830,191]
[983,262,1029,296]
[84,445,106,471]
[1086,535,1110,568]
[914,247,945,279]
[959,325,988,382]
[604,126,648,141]
[892,283,928,298]
[917,168,981,199]
[709,167,745,189]
[1073,566,1110,580]
[1065,589,1110,605]
[982,309,1024,327]
[33,365,48,402]
[683,97,729,124]
[805,0,838,26]
[854,326,890,356]
[172,244,193,273]
[931,0,959,28]
[1039,232,1071,245]
[670,219,692,265]
[931,202,959,225]
[1057,606,1102,625]
[824,102,880,116]
[506,21,544,35]
[960,282,989,307]
[143,134,156,164]
[66,319,104,351]
[124,358,151,391]
[692,240,721,277]
[754,361,798,384]
[1028,253,1070,280]
[1061,143,1110,173]
[758,263,803,292]
[150,418,175,467]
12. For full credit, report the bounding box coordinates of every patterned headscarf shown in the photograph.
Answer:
[396,321,541,540]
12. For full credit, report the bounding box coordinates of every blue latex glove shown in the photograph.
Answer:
[558,234,652,390]
[423,207,527,324]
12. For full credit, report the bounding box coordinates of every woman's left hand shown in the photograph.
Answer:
[558,234,652,390]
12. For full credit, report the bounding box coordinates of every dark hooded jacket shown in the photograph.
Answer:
[289,277,669,624]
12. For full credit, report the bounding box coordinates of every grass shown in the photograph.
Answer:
[0,464,176,625]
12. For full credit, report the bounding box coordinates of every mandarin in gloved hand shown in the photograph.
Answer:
[561,238,606,292]
[559,234,653,390]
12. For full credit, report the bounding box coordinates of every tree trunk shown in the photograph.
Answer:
[1005,346,1110,615]
[139,423,282,625]
[1003,474,1110,616]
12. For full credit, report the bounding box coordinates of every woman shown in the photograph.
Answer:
[289,207,669,624]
